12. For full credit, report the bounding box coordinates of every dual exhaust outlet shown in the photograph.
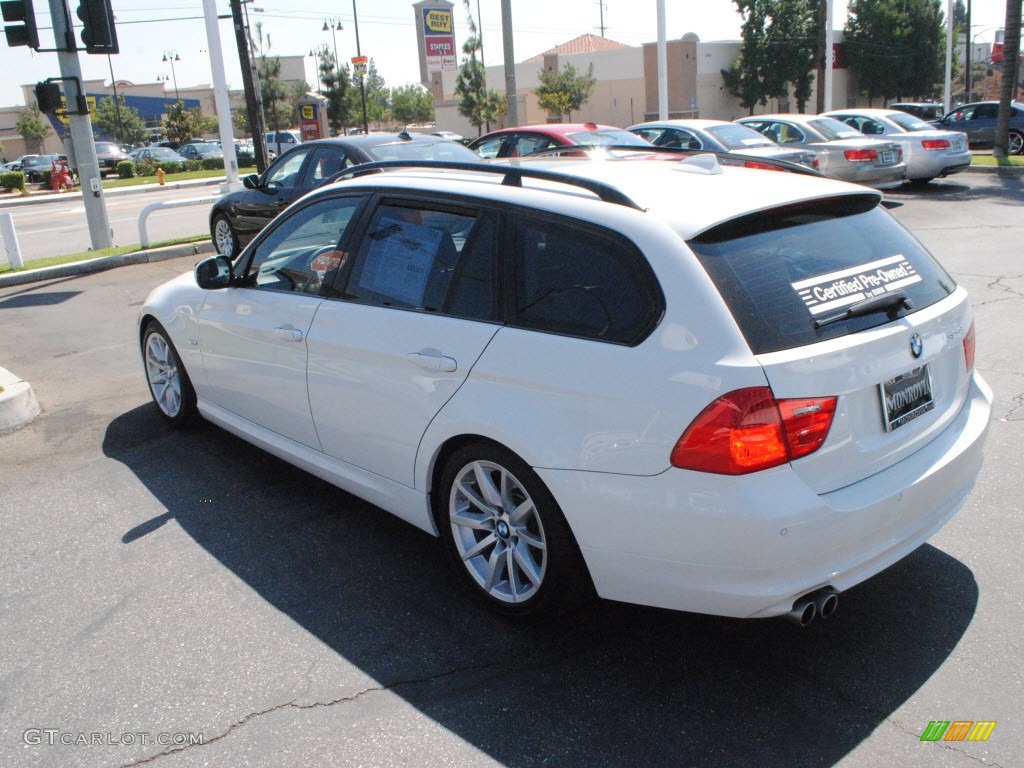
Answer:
[787,587,839,627]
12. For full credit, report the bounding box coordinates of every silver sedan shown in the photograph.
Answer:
[824,108,971,183]
[737,114,906,189]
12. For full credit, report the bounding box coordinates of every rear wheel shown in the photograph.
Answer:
[437,442,590,617]
[142,321,196,427]
[1009,130,1024,156]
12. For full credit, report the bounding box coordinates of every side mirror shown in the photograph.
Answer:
[242,173,260,190]
[195,255,234,290]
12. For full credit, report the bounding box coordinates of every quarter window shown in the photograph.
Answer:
[509,216,660,345]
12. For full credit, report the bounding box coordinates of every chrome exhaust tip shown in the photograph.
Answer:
[787,597,816,627]
[814,588,839,619]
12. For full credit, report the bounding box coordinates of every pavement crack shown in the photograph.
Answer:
[117,660,500,767]
[1001,391,1024,422]
[975,274,1024,307]
[925,742,1005,767]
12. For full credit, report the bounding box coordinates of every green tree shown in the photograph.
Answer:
[93,95,148,145]
[845,0,946,102]
[162,102,218,144]
[253,23,295,137]
[354,59,390,129]
[454,0,505,134]
[16,104,52,154]
[534,62,597,121]
[391,84,435,125]
[232,107,251,137]
[315,48,351,134]
[725,0,818,114]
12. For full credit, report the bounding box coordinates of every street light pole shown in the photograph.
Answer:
[352,0,368,133]
[162,50,181,102]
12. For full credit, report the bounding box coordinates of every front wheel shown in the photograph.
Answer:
[437,443,590,617]
[1008,130,1024,156]
[211,213,240,258]
[142,321,197,427]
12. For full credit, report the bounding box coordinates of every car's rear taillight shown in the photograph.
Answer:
[963,320,976,371]
[670,388,837,475]
[811,156,820,169]
[844,148,878,162]
[921,139,951,150]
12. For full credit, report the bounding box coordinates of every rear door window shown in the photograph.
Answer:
[689,199,956,354]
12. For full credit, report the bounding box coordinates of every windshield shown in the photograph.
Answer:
[706,124,774,149]
[365,139,479,162]
[566,129,650,146]
[95,143,119,153]
[807,118,864,141]
[887,112,933,132]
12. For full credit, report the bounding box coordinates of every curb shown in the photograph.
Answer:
[965,164,1024,174]
[0,176,229,209]
[0,240,216,289]
[0,366,40,434]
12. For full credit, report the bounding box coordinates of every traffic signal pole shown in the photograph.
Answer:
[48,0,111,250]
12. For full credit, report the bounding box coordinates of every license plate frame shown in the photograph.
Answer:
[880,364,934,432]
[881,150,894,164]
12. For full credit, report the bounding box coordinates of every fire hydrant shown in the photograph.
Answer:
[50,158,73,192]
[156,167,166,185]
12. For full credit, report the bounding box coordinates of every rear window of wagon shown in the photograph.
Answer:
[688,198,956,354]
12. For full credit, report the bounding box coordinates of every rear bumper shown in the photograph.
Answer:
[538,370,992,619]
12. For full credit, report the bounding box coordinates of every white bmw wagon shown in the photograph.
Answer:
[139,155,991,624]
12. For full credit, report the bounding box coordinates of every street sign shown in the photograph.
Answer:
[352,55,367,77]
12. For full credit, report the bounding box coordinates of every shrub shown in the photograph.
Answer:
[41,169,51,186]
[201,157,225,171]
[237,151,255,167]
[0,171,25,192]
[117,160,136,179]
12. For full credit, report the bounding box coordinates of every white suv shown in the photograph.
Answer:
[140,155,991,624]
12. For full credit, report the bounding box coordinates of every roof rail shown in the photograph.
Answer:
[325,160,645,211]
[522,144,823,177]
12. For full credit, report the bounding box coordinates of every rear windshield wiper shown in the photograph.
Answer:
[814,289,913,329]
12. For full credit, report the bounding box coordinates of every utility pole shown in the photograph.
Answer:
[48,0,111,250]
[501,0,517,126]
[230,0,268,172]
[352,0,369,134]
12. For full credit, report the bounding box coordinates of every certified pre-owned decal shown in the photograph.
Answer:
[791,255,921,316]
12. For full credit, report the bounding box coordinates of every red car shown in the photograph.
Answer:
[467,122,651,158]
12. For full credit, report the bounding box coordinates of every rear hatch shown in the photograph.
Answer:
[688,195,974,493]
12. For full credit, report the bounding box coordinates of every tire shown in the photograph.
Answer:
[436,442,590,617]
[142,321,197,427]
[211,213,239,257]
[1009,131,1024,156]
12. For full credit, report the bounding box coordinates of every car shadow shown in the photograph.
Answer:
[103,405,979,767]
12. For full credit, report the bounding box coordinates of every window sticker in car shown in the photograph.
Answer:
[791,255,922,316]
[359,217,444,306]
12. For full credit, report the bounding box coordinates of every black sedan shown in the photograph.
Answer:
[209,132,480,257]
[21,154,67,183]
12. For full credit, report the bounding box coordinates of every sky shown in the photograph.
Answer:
[0,0,1013,108]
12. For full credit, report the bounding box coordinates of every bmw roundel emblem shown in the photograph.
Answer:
[910,333,923,359]
[497,521,510,539]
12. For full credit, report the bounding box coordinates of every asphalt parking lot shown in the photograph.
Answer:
[0,171,1021,767]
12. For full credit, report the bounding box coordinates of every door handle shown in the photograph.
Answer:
[407,351,457,372]
[272,326,304,342]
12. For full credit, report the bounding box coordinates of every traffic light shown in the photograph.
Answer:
[76,0,118,54]
[34,81,62,114]
[1,0,40,49]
